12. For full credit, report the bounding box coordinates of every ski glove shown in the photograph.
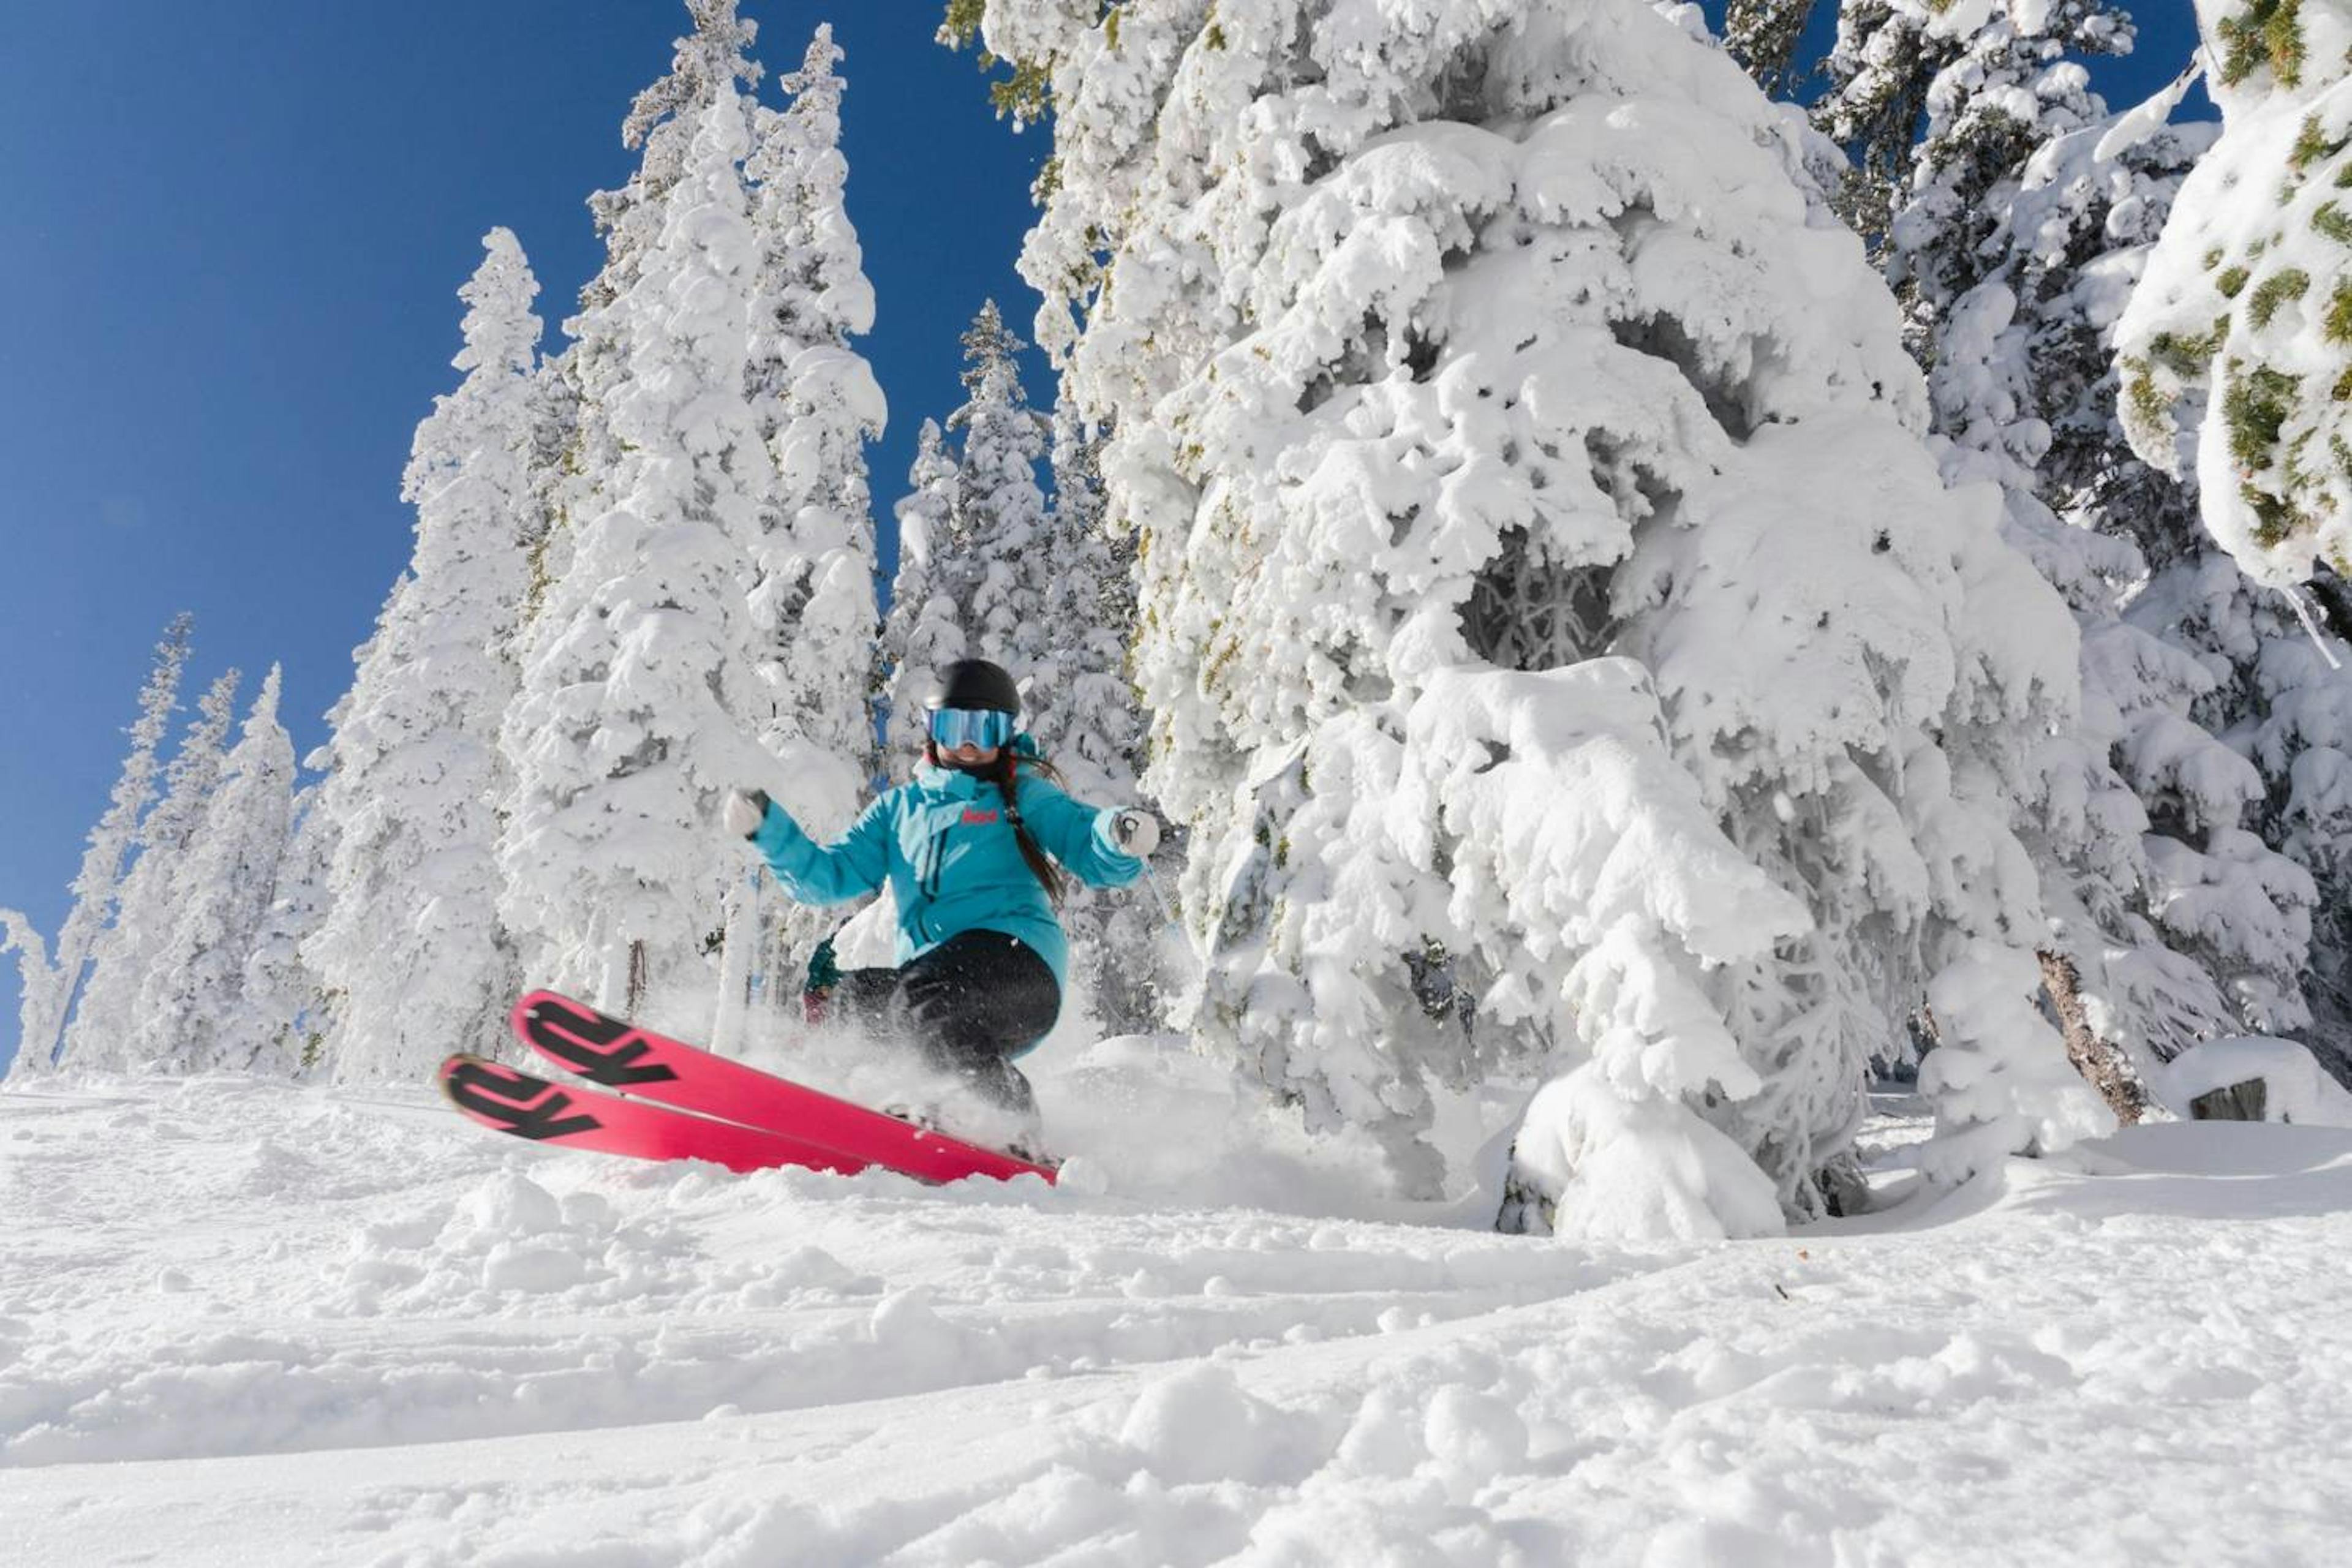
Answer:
[725,789,771,840]
[1110,809,1160,858]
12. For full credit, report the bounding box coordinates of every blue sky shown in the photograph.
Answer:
[0,2,2205,1068]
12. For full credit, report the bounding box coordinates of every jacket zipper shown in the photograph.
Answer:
[922,823,952,903]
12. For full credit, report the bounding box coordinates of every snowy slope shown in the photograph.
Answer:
[6,1057,2351,1566]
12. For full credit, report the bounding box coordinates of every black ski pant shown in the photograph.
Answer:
[831,929,1060,1115]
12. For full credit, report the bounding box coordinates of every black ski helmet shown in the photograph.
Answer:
[925,658,1021,715]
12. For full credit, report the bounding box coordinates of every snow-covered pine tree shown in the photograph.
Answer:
[1030,402,1163,1036]
[954,0,2110,1216]
[2130,551,2352,1074]
[0,913,53,1080]
[2086,66,2352,1074]
[873,303,1052,766]
[564,0,762,482]
[2116,1,2352,589]
[1030,404,1139,800]
[516,352,584,632]
[133,666,296,1073]
[307,229,543,1082]
[62,667,241,1072]
[743,21,887,818]
[4,614,192,1076]
[949,300,1053,686]
[1813,0,1962,246]
[502,89,777,1016]
[878,418,968,775]
[1907,25,2319,1093]
[1886,0,2130,360]
[1726,0,1826,102]
[238,781,338,1076]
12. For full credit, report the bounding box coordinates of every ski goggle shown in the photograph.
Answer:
[929,707,1015,751]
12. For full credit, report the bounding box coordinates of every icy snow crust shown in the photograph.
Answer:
[7,1075,2352,1565]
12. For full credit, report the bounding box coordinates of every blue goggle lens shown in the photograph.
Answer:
[929,707,1014,750]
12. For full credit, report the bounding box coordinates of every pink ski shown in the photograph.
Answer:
[437,1054,865,1175]
[509,989,1059,1185]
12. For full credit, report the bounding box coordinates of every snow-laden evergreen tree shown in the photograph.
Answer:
[2131,552,2352,1074]
[307,229,543,1082]
[0,913,53,1079]
[1885,0,2130,359]
[62,668,241,1071]
[502,90,778,1014]
[519,360,583,633]
[4,614,192,1076]
[1030,405,1140,800]
[743,22,888,820]
[1812,0,1961,245]
[1030,403,1164,1036]
[1727,0,1827,102]
[954,0,2110,1218]
[133,666,296,1073]
[564,1,762,482]
[1909,31,2319,1091]
[873,304,1051,770]
[878,418,969,775]
[950,300,1053,684]
[2116,1,2352,588]
[239,782,338,1076]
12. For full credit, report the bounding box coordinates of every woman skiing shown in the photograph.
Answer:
[723,658,1158,1148]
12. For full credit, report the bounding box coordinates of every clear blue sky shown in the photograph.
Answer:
[0,2,2204,1068]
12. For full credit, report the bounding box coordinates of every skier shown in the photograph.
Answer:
[723,658,1159,1150]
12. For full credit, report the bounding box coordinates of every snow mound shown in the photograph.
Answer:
[1501,1064,1785,1242]
[2157,1036,2352,1127]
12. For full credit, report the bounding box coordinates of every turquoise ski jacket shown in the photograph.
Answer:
[748,755,1144,998]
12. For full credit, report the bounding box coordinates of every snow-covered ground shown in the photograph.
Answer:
[6,1047,2351,1567]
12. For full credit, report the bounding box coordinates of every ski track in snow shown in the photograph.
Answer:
[4,1076,2351,1566]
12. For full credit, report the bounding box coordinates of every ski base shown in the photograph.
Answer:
[437,1054,867,1175]
[510,990,1058,1185]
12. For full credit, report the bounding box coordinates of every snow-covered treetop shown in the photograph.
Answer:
[949,300,1050,684]
[576,0,763,344]
[752,23,878,347]
[623,0,762,148]
[443,228,540,396]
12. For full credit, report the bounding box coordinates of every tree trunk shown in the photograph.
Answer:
[2036,948,2152,1124]
[710,876,753,1054]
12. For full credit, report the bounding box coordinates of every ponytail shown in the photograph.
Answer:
[994,749,1067,909]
